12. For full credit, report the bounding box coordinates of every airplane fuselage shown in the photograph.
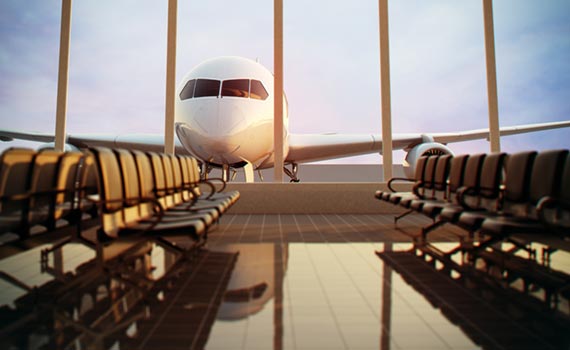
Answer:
[175,56,288,169]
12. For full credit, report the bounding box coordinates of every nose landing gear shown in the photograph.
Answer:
[222,164,231,182]
[201,162,300,183]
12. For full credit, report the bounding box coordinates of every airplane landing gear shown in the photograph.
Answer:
[201,163,213,180]
[222,164,231,182]
[283,163,300,182]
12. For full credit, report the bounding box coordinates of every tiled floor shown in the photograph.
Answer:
[209,213,464,244]
[0,214,569,350]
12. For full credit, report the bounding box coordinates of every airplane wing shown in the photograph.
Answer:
[286,133,415,163]
[0,130,55,143]
[286,120,570,163]
[1,119,568,162]
[429,120,570,144]
[0,130,188,154]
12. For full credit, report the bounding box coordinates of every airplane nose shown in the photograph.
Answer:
[195,100,246,139]
[219,99,246,135]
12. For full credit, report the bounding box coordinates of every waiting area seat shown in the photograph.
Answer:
[0,148,94,240]
[377,149,569,243]
[0,147,239,252]
[376,149,570,308]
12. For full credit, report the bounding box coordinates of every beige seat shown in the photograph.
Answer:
[26,150,64,232]
[117,150,215,227]
[0,148,36,236]
[90,147,207,243]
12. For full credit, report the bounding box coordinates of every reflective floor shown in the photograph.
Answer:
[1,214,569,349]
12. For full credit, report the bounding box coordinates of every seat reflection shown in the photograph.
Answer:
[0,239,292,350]
[0,237,239,350]
[377,242,570,350]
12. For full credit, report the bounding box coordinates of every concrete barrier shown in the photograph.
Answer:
[225,182,412,214]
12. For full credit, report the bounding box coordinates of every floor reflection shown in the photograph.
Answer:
[206,243,475,350]
[0,237,238,350]
[1,237,568,349]
[378,242,570,350]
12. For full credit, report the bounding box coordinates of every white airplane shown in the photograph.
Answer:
[1,56,570,182]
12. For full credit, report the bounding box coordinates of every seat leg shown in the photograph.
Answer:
[153,236,199,261]
[421,220,445,241]
[463,234,504,263]
[41,237,71,272]
[394,209,413,224]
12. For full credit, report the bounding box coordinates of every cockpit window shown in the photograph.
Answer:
[222,79,250,98]
[193,79,220,98]
[179,78,268,100]
[250,80,269,100]
[179,79,196,100]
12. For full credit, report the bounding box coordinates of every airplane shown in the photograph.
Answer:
[1,55,570,182]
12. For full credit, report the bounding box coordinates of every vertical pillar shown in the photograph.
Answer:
[54,0,73,152]
[482,0,501,152]
[273,244,284,350]
[380,242,393,350]
[378,0,393,181]
[164,0,178,154]
[273,0,284,182]
[54,248,65,279]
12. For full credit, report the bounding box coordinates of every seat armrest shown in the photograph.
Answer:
[196,180,218,199]
[86,196,164,216]
[412,181,427,199]
[537,196,570,235]
[387,177,415,193]
[201,177,227,192]
[456,186,479,210]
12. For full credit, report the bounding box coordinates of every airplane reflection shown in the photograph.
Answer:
[213,243,288,321]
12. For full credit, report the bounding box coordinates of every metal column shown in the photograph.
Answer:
[164,0,178,154]
[380,243,393,350]
[378,0,393,181]
[54,0,73,152]
[482,0,501,152]
[273,0,284,182]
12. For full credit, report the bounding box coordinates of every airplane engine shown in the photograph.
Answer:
[403,142,453,178]
[37,142,80,152]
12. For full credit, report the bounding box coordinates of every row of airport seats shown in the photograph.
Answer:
[376,149,570,254]
[0,148,97,238]
[376,149,570,308]
[91,147,238,245]
[0,147,239,248]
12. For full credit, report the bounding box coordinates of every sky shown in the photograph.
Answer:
[0,0,569,164]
